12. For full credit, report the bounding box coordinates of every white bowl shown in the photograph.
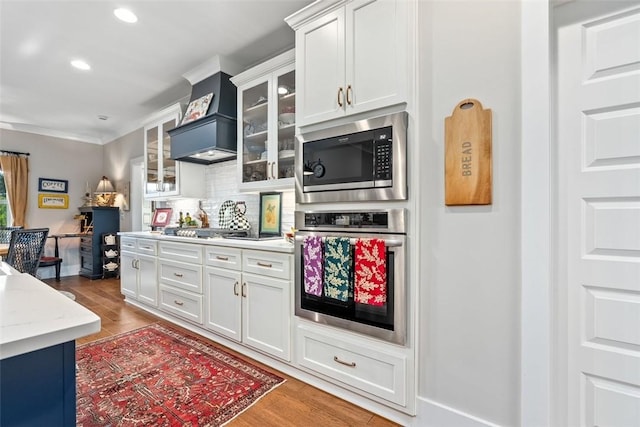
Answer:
[278,113,295,125]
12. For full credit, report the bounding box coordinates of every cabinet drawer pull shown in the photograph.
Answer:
[270,162,275,180]
[337,87,344,107]
[173,272,183,278]
[216,255,229,261]
[233,281,239,296]
[257,261,272,268]
[346,84,352,105]
[333,356,356,368]
[174,300,184,306]
[242,283,247,298]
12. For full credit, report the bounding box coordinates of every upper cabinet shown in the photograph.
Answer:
[230,50,296,192]
[287,0,410,127]
[144,104,205,199]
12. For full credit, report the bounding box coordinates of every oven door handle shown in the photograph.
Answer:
[296,237,403,248]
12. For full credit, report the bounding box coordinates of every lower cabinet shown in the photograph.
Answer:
[296,321,408,407]
[204,247,292,361]
[158,241,204,325]
[120,237,158,306]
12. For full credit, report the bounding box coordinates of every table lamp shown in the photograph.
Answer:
[95,176,115,206]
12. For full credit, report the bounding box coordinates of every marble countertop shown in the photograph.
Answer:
[119,231,295,254]
[0,266,101,360]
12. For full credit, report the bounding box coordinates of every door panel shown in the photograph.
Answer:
[557,3,640,426]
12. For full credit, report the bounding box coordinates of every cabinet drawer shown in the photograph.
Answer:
[136,239,158,256]
[296,323,407,406]
[242,250,291,280]
[159,259,203,293]
[205,246,242,270]
[159,285,203,325]
[120,237,136,251]
[159,241,203,264]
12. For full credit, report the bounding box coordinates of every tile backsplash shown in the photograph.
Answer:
[161,161,294,236]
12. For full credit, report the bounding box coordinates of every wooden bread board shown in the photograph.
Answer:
[444,98,492,205]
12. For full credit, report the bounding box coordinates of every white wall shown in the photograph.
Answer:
[0,128,104,278]
[417,1,521,426]
[103,128,144,232]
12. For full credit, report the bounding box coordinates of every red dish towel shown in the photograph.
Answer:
[354,238,387,306]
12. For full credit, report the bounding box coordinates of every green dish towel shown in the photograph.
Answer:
[323,237,352,302]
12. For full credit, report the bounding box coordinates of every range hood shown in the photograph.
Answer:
[169,70,238,165]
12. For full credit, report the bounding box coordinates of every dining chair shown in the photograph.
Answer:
[0,226,23,244]
[5,228,49,276]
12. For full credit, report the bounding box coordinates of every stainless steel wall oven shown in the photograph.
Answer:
[296,112,408,203]
[294,209,406,345]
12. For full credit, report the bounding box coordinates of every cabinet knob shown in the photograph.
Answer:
[242,283,247,298]
[216,255,229,261]
[337,87,344,107]
[270,162,276,180]
[174,300,184,306]
[346,85,353,106]
[173,272,183,278]
[233,281,239,296]
[257,261,272,268]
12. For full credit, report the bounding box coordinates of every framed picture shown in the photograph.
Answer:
[151,207,173,228]
[259,192,282,237]
[38,177,68,193]
[38,193,69,209]
[181,93,214,125]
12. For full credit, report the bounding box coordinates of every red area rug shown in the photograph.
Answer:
[76,323,284,426]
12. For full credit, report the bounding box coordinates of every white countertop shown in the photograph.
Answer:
[0,267,101,360]
[119,231,295,254]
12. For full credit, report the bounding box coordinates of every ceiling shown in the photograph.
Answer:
[0,0,312,145]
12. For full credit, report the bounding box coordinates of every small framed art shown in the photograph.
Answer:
[38,193,69,209]
[38,177,68,193]
[181,93,214,125]
[259,192,282,237]
[151,208,173,228]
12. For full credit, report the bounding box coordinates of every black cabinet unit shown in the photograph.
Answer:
[78,207,119,279]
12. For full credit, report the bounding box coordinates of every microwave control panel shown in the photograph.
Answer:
[374,126,393,181]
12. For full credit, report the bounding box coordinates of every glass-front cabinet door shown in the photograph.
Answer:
[232,49,295,192]
[143,104,181,198]
[275,67,295,180]
[240,79,270,185]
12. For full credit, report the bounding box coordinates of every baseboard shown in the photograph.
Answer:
[412,397,501,427]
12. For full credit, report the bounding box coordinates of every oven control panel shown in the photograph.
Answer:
[297,209,406,235]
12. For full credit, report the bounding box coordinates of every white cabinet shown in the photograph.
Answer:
[204,247,292,361]
[144,103,205,199]
[296,321,408,408]
[158,241,204,325]
[288,0,409,127]
[120,237,158,307]
[230,49,296,192]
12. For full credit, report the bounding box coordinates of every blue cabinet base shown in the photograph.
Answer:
[0,341,76,426]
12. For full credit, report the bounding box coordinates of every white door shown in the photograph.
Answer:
[242,272,290,361]
[556,2,640,426]
[137,253,158,307]
[204,266,242,342]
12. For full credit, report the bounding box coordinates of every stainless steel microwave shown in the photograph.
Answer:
[295,112,408,203]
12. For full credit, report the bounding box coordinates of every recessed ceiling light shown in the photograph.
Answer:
[71,59,91,71]
[114,8,138,23]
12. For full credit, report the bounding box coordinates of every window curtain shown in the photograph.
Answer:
[0,155,29,227]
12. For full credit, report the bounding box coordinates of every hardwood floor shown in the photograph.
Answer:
[46,275,400,427]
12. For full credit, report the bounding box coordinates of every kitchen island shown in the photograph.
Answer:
[0,264,100,426]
